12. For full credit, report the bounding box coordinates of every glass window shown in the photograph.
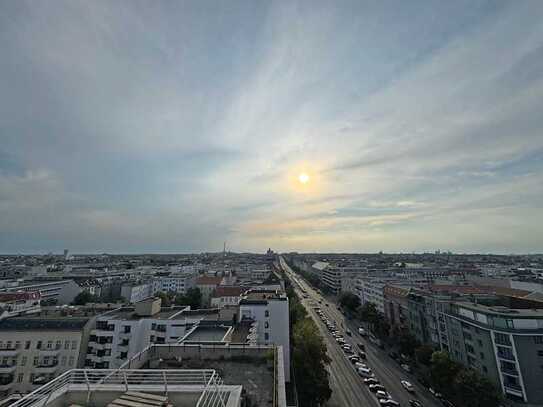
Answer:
[64,341,70,350]
[21,356,27,366]
[25,341,31,349]
[71,340,77,350]
[68,356,75,366]
[17,373,24,383]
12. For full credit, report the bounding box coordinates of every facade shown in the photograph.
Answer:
[0,279,81,305]
[0,292,41,320]
[358,279,387,313]
[383,285,410,333]
[440,299,543,404]
[152,271,197,295]
[210,286,245,308]
[196,276,223,306]
[321,264,342,294]
[0,309,98,397]
[239,289,290,381]
[120,282,153,303]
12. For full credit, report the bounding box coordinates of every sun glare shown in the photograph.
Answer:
[298,173,310,184]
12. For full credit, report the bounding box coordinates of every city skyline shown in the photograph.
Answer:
[1,1,543,254]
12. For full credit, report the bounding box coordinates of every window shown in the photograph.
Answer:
[265,322,269,329]
[47,340,53,349]
[33,356,39,366]
[480,352,485,360]
[482,366,488,373]
[64,340,70,350]
[36,341,42,350]
[71,340,77,350]
[15,341,20,349]
[538,350,543,357]
[264,333,269,341]
[123,325,131,333]
[265,310,269,317]
[61,356,67,366]
[56,340,62,350]
[534,336,543,345]
[21,356,27,366]
[478,339,483,347]
[17,373,24,383]
[68,356,75,366]
[25,340,31,349]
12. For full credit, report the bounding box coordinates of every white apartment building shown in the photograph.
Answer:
[0,279,82,305]
[152,271,197,295]
[120,282,153,303]
[0,309,98,397]
[85,298,231,369]
[210,286,245,308]
[357,278,387,313]
[239,289,290,381]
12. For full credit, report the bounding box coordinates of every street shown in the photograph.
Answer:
[279,257,442,407]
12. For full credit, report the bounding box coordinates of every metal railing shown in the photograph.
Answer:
[9,369,228,407]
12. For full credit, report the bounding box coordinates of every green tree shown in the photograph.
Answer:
[292,319,332,407]
[397,331,420,356]
[338,292,361,313]
[358,302,380,324]
[154,291,171,307]
[72,291,99,305]
[453,368,502,407]
[174,288,202,309]
[415,345,434,366]
[430,351,461,392]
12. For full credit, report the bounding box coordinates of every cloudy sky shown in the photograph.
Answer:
[1,1,542,254]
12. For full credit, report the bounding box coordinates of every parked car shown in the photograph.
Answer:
[346,329,352,336]
[348,355,361,364]
[357,342,365,350]
[364,377,379,385]
[358,327,367,336]
[429,388,442,399]
[369,384,386,393]
[355,362,368,370]
[375,390,389,399]
[401,364,412,373]
[379,399,400,406]
[358,350,367,359]
[409,400,423,407]
[401,380,414,392]
[357,367,373,377]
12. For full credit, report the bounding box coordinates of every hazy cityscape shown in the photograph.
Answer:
[1,1,543,407]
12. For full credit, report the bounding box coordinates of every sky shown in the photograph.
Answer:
[1,0,543,254]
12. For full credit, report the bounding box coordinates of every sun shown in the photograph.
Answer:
[298,172,310,184]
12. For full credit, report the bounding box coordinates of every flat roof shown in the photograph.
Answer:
[184,326,229,342]
[456,301,543,317]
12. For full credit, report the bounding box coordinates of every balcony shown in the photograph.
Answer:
[0,347,20,357]
[38,347,61,357]
[35,362,59,374]
[0,375,14,391]
[0,364,16,374]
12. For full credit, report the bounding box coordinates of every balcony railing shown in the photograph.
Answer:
[9,369,228,407]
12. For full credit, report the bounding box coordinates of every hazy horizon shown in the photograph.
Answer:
[1,1,543,254]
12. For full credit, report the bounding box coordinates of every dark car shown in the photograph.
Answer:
[358,350,367,359]
[358,342,366,351]
[409,401,423,407]
[389,351,399,360]
[364,377,379,385]
[369,384,386,393]
[346,329,352,336]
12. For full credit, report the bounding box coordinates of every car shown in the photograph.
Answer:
[346,329,352,336]
[364,377,379,385]
[342,347,354,354]
[401,364,412,373]
[379,399,400,407]
[375,390,389,399]
[325,303,329,306]
[358,350,367,359]
[401,380,414,392]
[355,362,368,369]
[409,400,423,407]
[348,356,361,364]
[357,342,366,351]
[389,351,399,360]
[358,327,367,336]
[357,367,373,377]
[369,384,386,393]
[428,388,442,399]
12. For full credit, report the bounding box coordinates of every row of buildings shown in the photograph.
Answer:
[287,253,543,405]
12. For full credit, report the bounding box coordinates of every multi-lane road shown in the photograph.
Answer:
[279,257,442,407]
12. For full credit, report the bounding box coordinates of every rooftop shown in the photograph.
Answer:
[183,325,231,342]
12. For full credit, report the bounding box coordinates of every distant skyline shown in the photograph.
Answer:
[1,1,543,254]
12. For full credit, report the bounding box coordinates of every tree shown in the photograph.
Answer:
[430,351,461,392]
[453,368,502,407]
[338,292,361,313]
[155,291,171,307]
[174,288,202,309]
[397,331,420,357]
[72,291,99,305]
[358,302,380,324]
[415,345,434,366]
[292,319,332,407]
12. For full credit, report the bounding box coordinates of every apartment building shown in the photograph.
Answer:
[85,297,234,369]
[383,285,410,332]
[210,286,245,308]
[440,298,543,404]
[0,308,99,397]
[0,279,81,305]
[120,281,153,303]
[152,271,197,295]
[0,292,41,320]
[196,276,223,306]
[239,289,290,381]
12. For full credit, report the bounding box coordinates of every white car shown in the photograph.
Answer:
[357,367,373,377]
[355,362,368,369]
[375,390,389,399]
[358,327,366,335]
[401,380,414,392]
